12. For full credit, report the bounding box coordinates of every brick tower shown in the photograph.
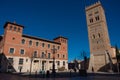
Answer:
[3,22,24,56]
[85,1,112,72]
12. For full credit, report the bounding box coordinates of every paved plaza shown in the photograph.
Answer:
[0,72,120,80]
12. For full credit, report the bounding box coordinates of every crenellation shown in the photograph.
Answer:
[85,1,101,11]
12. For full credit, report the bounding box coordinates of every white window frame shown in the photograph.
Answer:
[29,40,33,46]
[33,50,38,58]
[21,39,26,44]
[20,49,25,55]
[19,58,24,65]
[9,48,15,54]
[36,42,39,47]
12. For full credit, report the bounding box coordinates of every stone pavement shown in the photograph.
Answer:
[0,72,120,80]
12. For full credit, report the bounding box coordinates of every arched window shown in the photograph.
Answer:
[57,54,59,58]
[20,49,25,55]
[53,45,55,48]
[10,26,12,30]
[63,55,65,58]
[33,51,37,58]
[57,61,60,66]
[18,28,21,32]
[29,40,32,46]
[48,44,50,48]
[48,53,50,59]
[42,43,45,47]
[21,39,25,44]
[58,46,60,50]
[14,27,17,31]
[63,61,65,66]
[36,42,39,46]
[42,52,44,58]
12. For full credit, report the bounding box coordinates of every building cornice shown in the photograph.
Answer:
[4,22,24,29]
[22,34,61,45]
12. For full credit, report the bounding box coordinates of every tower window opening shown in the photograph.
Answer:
[95,16,100,21]
[98,33,100,38]
[89,18,93,23]
[93,34,95,39]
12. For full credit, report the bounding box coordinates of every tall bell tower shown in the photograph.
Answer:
[85,1,112,72]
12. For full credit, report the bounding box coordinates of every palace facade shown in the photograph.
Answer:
[0,22,68,73]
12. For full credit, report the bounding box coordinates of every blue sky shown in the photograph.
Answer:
[0,0,120,62]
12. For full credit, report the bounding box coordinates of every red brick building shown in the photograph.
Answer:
[0,22,68,73]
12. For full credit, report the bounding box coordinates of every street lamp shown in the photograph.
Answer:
[51,46,57,77]
[29,52,34,75]
[29,56,33,75]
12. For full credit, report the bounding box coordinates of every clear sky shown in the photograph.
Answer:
[0,0,120,62]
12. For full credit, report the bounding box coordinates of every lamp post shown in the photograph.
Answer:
[51,46,57,77]
[29,56,33,75]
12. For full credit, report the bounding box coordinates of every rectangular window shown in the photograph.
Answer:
[9,48,14,54]
[19,58,24,65]
[63,61,65,66]
[8,58,13,65]
[20,49,25,55]
[57,61,60,66]
[95,16,100,21]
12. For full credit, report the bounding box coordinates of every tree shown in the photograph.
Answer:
[115,45,120,73]
[115,45,120,61]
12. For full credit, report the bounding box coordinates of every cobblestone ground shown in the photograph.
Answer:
[0,73,120,80]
